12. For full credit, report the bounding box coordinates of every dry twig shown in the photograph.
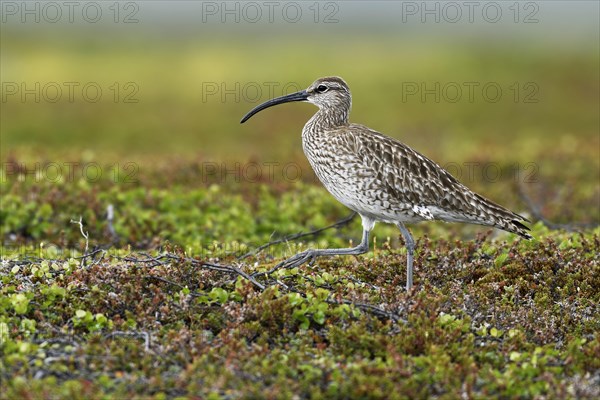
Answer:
[238,212,357,260]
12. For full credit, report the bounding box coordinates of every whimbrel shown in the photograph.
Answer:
[241,77,531,290]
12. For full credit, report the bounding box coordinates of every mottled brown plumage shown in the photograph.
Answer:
[241,76,531,290]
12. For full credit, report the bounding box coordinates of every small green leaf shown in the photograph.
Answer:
[11,293,30,315]
[288,293,304,307]
[299,319,310,330]
[495,251,510,267]
[313,310,325,325]
[490,327,503,338]
[438,313,456,325]
[0,322,10,343]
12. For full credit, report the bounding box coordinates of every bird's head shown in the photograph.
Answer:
[240,76,351,123]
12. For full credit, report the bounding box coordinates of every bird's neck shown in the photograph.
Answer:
[305,108,350,133]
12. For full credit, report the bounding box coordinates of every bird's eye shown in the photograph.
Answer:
[315,84,328,93]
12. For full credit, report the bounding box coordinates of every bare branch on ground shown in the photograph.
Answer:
[238,212,357,260]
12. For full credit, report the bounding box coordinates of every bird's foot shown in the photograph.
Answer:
[279,249,317,270]
[261,249,317,275]
[252,249,318,278]
[252,250,317,276]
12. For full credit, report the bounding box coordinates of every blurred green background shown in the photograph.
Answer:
[1,1,599,227]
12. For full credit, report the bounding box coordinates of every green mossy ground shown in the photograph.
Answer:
[1,171,599,399]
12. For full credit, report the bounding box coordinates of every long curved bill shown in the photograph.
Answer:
[240,90,309,123]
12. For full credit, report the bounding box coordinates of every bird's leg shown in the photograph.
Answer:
[276,229,370,271]
[396,222,415,291]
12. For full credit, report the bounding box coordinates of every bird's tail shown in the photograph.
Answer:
[493,215,532,239]
[468,192,533,239]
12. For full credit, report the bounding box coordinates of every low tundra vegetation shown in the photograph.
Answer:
[1,165,599,399]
